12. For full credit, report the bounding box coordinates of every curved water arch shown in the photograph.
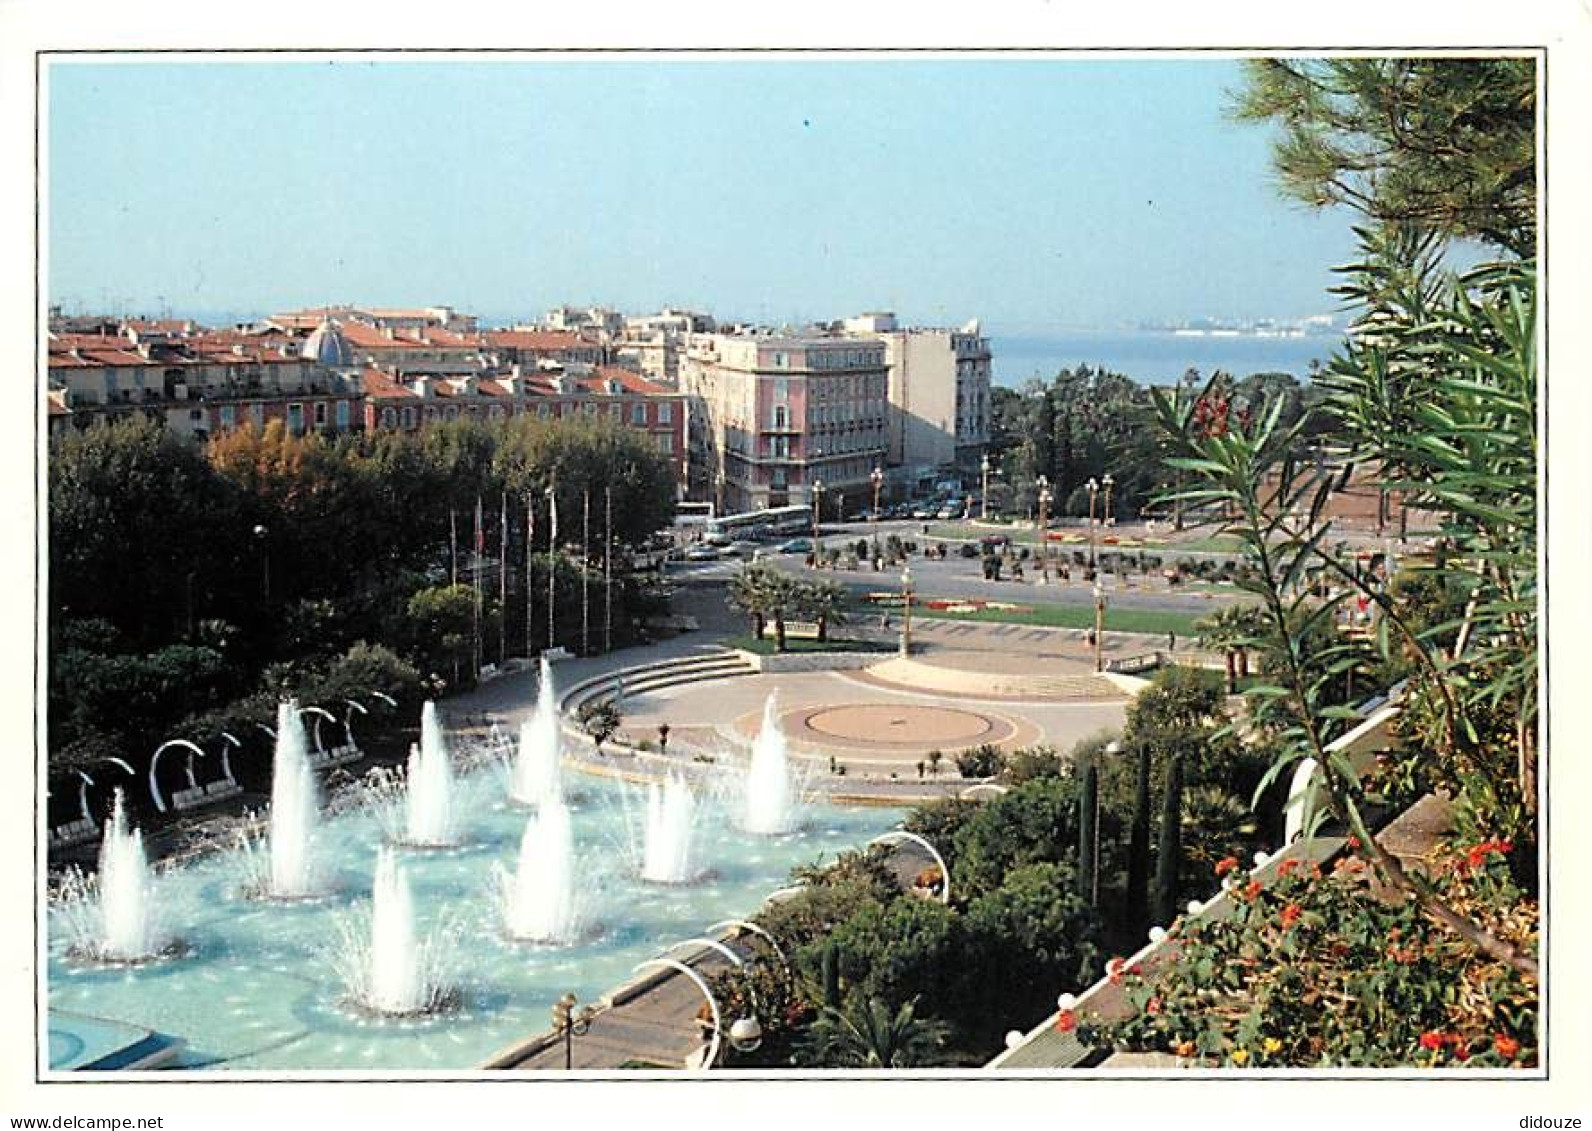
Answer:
[216,733,243,788]
[342,700,369,751]
[958,782,1009,801]
[869,830,952,906]
[298,706,337,756]
[661,936,746,971]
[368,691,398,709]
[705,919,790,979]
[148,739,208,813]
[632,957,722,1071]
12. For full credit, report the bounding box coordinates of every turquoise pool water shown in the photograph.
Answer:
[47,761,900,1072]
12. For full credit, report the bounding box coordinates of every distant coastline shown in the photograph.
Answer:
[989,329,1344,389]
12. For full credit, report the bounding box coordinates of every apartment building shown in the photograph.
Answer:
[841,312,991,484]
[679,332,889,514]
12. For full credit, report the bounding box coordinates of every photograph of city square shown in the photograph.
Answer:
[30,43,1549,1088]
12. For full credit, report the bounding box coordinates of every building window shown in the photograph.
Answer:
[250,403,265,427]
[287,403,305,433]
[401,407,416,429]
[335,400,350,428]
[219,405,236,429]
[382,407,397,429]
[632,402,647,425]
[314,402,328,427]
[537,403,550,419]
[773,404,788,430]
[657,401,673,423]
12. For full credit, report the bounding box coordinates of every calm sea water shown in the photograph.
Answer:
[989,330,1345,389]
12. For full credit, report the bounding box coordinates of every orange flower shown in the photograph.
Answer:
[1055,1010,1077,1034]
[1242,879,1262,902]
[1494,1035,1520,1060]
[1452,1043,1471,1063]
[1347,835,1361,850]
[1214,856,1240,876]
[1174,1040,1196,1058]
[1418,1031,1445,1051]
[1277,859,1300,877]
[1279,904,1302,930]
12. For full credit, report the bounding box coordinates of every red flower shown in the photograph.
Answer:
[1215,856,1239,877]
[1452,1043,1471,1063]
[1242,880,1263,902]
[1419,1031,1445,1051]
[1107,957,1126,985]
[1494,1035,1520,1060]
[1347,835,1361,850]
[1277,859,1300,877]
[1145,996,1162,1016]
[1279,904,1302,930]
[1055,1010,1077,1034]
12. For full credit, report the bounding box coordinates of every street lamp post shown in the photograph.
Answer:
[980,454,991,520]
[1086,477,1099,574]
[870,466,883,561]
[1093,582,1107,672]
[899,566,914,658]
[811,479,825,568]
[1036,474,1052,585]
[551,991,596,1070]
[252,524,270,602]
[1103,473,1115,528]
[715,467,725,519]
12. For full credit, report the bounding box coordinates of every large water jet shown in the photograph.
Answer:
[510,657,563,807]
[742,696,799,835]
[268,699,322,898]
[641,776,699,884]
[501,801,582,943]
[403,702,458,847]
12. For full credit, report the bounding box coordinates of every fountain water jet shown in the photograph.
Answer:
[742,696,799,835]
[367,847,425,1015]
[510,657,563,806]
[642,776,699,884]
[403,702,457,847]
[268,699,322,898]
[501,801,581,943]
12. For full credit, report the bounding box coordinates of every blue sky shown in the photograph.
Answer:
[47,56,1361,330]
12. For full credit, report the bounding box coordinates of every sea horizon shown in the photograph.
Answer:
[988,328,1345,389]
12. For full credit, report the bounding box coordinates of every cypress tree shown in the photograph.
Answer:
[1152,751,1184,928]
[1125,741,1152,929]
[1077,754,1098,904]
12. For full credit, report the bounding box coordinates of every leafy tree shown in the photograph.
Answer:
[963,862,1104,1021]
[1231,58,1536,255]
[402,584,478,688]
[949,777,1079,900]
[576,697,622,754]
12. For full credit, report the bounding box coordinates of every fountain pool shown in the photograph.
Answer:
[47,759,900,1072]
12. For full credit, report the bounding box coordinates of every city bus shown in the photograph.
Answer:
[705,505,811,541]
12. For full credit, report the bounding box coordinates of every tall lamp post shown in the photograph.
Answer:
[551,991,596,1070]
[899,565,914,658]
[252,524,270,602]
[980,454,991,520]
[1086,477,1099,574]
[1093,581,1107,672]
[1036,474,1052,585]
[1103,473,1115,529]
[870,465,884,560]
[811,478,825,568]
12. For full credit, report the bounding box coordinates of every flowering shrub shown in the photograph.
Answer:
[1096,843,1537,1067]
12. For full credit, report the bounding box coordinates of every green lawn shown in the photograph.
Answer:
[726,634,893,656]
[904,601,1206,636]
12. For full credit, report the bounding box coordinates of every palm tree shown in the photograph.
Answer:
[797,579,850,643]
[728,564,777,641]
[764,571,801,652]
[798,996,951,1068]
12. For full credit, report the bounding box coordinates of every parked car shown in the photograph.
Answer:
[936,503,964,520]
[703,531,733,547]
[773,537,813,554]
[684,545,723,562]
[911,502,938,520]
[979,533,1010,549]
